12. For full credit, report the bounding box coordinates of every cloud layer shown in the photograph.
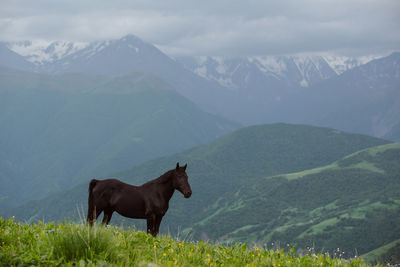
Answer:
[1,0,399,56]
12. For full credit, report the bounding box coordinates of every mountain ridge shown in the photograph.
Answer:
[3,35,382,89]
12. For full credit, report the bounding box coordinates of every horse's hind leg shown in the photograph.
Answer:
[102,209,113,225]
[87,206,103,226]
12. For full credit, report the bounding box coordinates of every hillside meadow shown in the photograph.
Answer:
[0,218,380,266]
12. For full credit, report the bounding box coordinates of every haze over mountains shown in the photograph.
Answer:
[1,35,399,140]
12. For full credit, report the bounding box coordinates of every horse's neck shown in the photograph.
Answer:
[145,171,175,199]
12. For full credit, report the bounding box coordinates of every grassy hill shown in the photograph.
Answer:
[0,218,377,266]
[0,68,238,210]
[187,142,400,259]
[8,124,389,232]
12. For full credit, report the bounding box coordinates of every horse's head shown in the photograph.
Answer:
[173,162,192,198]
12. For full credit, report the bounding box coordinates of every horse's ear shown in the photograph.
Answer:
[183,164,187,171]
[176,162,180,170]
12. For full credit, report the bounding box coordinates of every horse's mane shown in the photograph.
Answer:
[142,169,174,186]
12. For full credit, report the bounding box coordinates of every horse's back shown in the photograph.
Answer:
[92,179,147,218]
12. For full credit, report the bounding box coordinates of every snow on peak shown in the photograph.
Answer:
[323,55,379,74]
[249,56,287,76]
[7,40,88,64]
[180,55,347,89]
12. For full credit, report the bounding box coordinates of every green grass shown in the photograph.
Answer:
[0,218,379,266]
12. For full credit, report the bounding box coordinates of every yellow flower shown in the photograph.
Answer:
[153,245,157,249]
[163,253,167,257]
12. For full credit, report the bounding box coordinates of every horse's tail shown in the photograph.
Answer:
[87,179,98,225]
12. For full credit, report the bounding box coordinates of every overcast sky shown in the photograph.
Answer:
[1,0,399,56]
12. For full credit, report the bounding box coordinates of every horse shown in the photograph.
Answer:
[87,162,192,236]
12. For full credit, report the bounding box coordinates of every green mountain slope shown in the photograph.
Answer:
[362,238,400,264]
[8,124,389,232]
[187,142,400,258]
[0,68,238,209]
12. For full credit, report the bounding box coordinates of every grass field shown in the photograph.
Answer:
[0,218,382,266]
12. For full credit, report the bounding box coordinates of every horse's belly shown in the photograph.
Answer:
[113,194,146,219]
[116,208,146,219]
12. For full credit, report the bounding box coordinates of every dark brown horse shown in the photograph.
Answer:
[87,163,192,236]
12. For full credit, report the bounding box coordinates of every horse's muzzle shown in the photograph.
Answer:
[184,191,192,198]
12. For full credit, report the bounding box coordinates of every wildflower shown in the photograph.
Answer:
[163,253,167,257]
[153,245,157,249]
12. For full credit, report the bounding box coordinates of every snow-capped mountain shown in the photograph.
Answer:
[6,40,88,65]
[41,34,174,75]
[176,55,380,89]
[3,35,379,89]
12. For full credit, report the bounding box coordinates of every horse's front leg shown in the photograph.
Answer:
[147,214,156,236]
[154,215,163,236]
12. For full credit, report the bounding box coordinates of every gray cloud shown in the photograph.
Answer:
[1,0,399,56]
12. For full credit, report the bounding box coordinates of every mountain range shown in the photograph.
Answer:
[1,35,398,140]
